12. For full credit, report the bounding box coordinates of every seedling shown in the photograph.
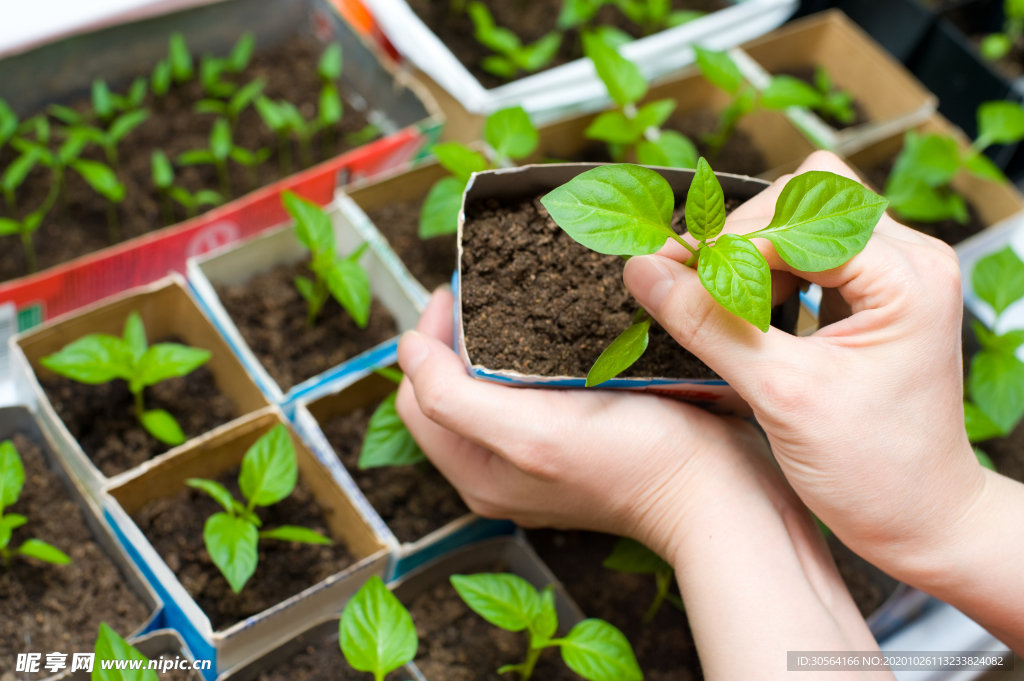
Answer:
[980,0,1024,61]
[177,118,236,198]
[282,190,372,329]
[419,106,539,239]
[451,572,642,681]
[194,78,265,128]
[468,2,562,79]
[91,78,148,123]
[603,537,682,625]
[40,310,212,446]
[805,66,856,126]
[583,32,698,169]
[0,440,72,568]
[2,148,39,213]
[339,575,418,680]
[542,159,887,385]
[152,58,172,98]
[93,622,158,681]
[558,0,704,35]
[885,101,1024,225]
[151,150,175,225]
[359,368,425,469]
[169,32,195,84]
[76,108,151,171]
[186,424,331,593]
[231,145,272,190]
[255,96,295,175]
[169,186,224,219]
[318,43,344,152]
[199,34,257,99]
[0,208,48,273]
[254,97,331,171]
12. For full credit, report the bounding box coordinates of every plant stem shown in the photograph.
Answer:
[643,570,675,625]
[134,389,145,420]
[4,189,14,213]
[216,160,232,199]
[186,202,198,219]
[20,230,38,273]
[519,646,542,681]
[279,134,293,176]
[105,144,120,173]
[160,190,174,226]
[669,233,699,267]
[246,165,258,191]
[107,202,121,243]
[299,136,313,170]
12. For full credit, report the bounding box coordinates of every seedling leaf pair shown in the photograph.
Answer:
[0,440,71,568]
[603,538,682,623]
[340,575,418,680]
[468,2,562,78]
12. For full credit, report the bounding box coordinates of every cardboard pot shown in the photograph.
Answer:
[101,407,390,678]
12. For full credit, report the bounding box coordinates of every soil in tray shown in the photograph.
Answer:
[0,34,379,284]
[0,434,149,675]
[131,467,356,631]
[41,356,237,478]
[773,66,869,131]
[320,399,468,543]
[257,625,409,681]
[215,260,400,391]
[366,196,457,292]
[407,0,728,89]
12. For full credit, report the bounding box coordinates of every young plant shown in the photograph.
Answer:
[542,159,887,385]
[558,0,704,35]
[199,34,256,99]
[2,148,39,213]
[283,190,372,329]
[583,32,698,169]
[254,97,329,171]
[194,78,265,128]
[151,150,175,225]
[884,101,1024,225]
[603,537,682,625]
[168,186,224,219]
[177,117,235,198]
[339,575,418,681]
[419,105,539,239]
[980,0,1024,61]
[40,310,212,446]
[186,424,331,593]
[75,108,151,171]
[231,145,272,190]
[467,2,562,79]
[806,66,856,126]
[359,368,425,469]
[0,440,72,568]
[94,622,158,681]
[255,96,295,175]
[0,209,47,273]
[318,43,344,152]
[91,78,148,124]
[169,32,195,85]
[451,572,642,681]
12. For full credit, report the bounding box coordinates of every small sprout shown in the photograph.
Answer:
[980,1,1024,61]
[177,118,236,198]
[614,0,704,35]
[344,124,380,148]
[319,43,343,82]
[151,150,175,225]
[2,148,40,213]
[47,104,84,126]
[603,538,682,625]
[451,572,642,681]
[94,623,158,681]
[169,32,194,84]
[41,310,211,445]
[169,187,224,219]
[360,368,425,469]
[0,209,47,273]
[152,58,172,97]
[810,66,856,126]
[76,108,151,170]
[92,80,115,122]
[542,159,887,384]
[283,190,372,328]
[11,126,92,227]
[230,146,272,190]
[227,33,256,73]
[255,96,294,175]
[201,56,237,99]
[317,43,345,152]
[194,78,266,128]
[468,2,562,79]
[187,424,331,593]
[70,158,127,243]
[339,575,418,681]
[0,440,72,568]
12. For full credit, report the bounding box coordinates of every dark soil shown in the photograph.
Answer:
[773,66,869,131]
[461,195,760,380]
[0,434,150,674]
[366,196,457,292]
[407,0,728,89]
[41,356,237,478]
[131,467,355,632]
[0,34,379,284]
[407,565,577,681]
[320,400,469,543]
[215,260,400,391]
[826,535,897,618]
[863,157,986,246]
[153,655,204,681]
[257,624,409,681]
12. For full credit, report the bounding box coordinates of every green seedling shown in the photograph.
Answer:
[2,148,39,213]
[419,105,539,239]
[91,78,148,123]
[542,159,887,385]
[805,66,856,126]
[152,58,172,98]
[169,32,194,84]
[339,575,418,681]
[583,32,698,169]
[360,368,425,469]
[451,572,642,681]
[0,209,47,273]
[93,622,158,681]
[255,96,295,175]
[0,440,71,568]
[558,0,703,35]
[345,124,380,148]
[603,538,682,625]
[980,0,1024,61]
[151,150,175,225]
[177,118,236,198]
[885,101,1024,226]
[198,34,256,99]
[41,310,211,446]
[76,108,151,171]
[231,146,272,190]
[0,99,18,156]
[255,97,329,171]
[468,2,562,79]
[283,190,372,329]
[318,43,344,152]
[169,186,225,219]
[186,424,331,593]
[194,78,266,128]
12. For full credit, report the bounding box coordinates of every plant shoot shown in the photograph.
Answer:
[339,575,418,681]
[0,440,72,568]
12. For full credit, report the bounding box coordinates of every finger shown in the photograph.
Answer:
[416,288,455,344]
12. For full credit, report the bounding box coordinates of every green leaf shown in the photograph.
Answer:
[71,159,125,203]
[255,97,287,132]
[635,130,698,169]
[586,318,650,387]
[694,46,743,95]
[152,58,172,96]
[210,118,232,160]
[977,100,1024,148]
[468,2,520,53]
[0,513,27,550]
[128,77,148,108]
[204,512,258,593]
[583,31,647,107]
[698,233,771,331]
[761,75,823,110]
[17,538,71,565]
[965,400,1004,443]
[517,32,562,72]
[283,190,335,255]
[485,106,539,161]
[359,392,427,469]
[975,447,997,471]
[228,33,256,73]
[668,9,704,25]
[2,152,40,192]
[450,573,541,632]
[561,619,643,681]
[151,150,174,189]
[0,440,25,511]
[195,189,224,207]
[0,99,17,146]
[974,320,1024,354]
[634,98,677,132]
[419,177,466,239]
[176,149,216,166]
[969,349,1024,434]
[319,82,343,125]
[541,164,675,256]
[47,104,83,126]
[319,43,343,81]
[230,79,266,117]
[93,80,113,120]
[240,424,298,507]
[602,537,671,573]
[328,258,372,328]
[375,367,404,384]
[340,575,418,678]
[963,150,1006,183]
[890,131,962,188]
[431,142,489,182]
[187,478,237,514]
[259,525,332,544]
[0,218,18,237]
[973,245,1024,316]
[482,55,518,78]
[169,32,193,83]
[530,585,558,646]
[294,275,317,306]
[593,25,634,49]
[586,110,642,145]
[41,334,134,384]
[747,170,887,272]
[122,311,148,364]
[981,33,1013,61]
[685,156,726,241]
[132,343,211,392]
[93,622,158,681]
[887,177,967,224]
[558,0,606,28]
[140,410,187,446]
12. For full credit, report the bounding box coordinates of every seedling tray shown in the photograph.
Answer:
[186,198,421,414]
[101,407,391,678]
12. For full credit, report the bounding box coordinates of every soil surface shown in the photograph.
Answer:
[773,66,869,130]
[215,260,399,391]
[461,195,768,380]
[0,35,378,284]
[131,467,355,631]
[153,655,204,681]
[407,0,728,89]
[407,564,577,681]
[367,196,458,293]
[0,434,150,675]
[41,354,237,478]
[257,624,409,681]
[863,157,985,246]
[320,402,468,543]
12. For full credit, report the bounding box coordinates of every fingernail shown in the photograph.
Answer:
[624,256,675,310]
[398,331,430,379]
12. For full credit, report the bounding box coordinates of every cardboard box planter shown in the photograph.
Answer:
[61,630,205,681]
[733,10,937,154]
[290,367,516,580]
[9,275,270,500]
[186,199,421,414]
[361,0,797,120]
[0,0,442,352]
[0,406,164,679]
[101,407,390,678]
